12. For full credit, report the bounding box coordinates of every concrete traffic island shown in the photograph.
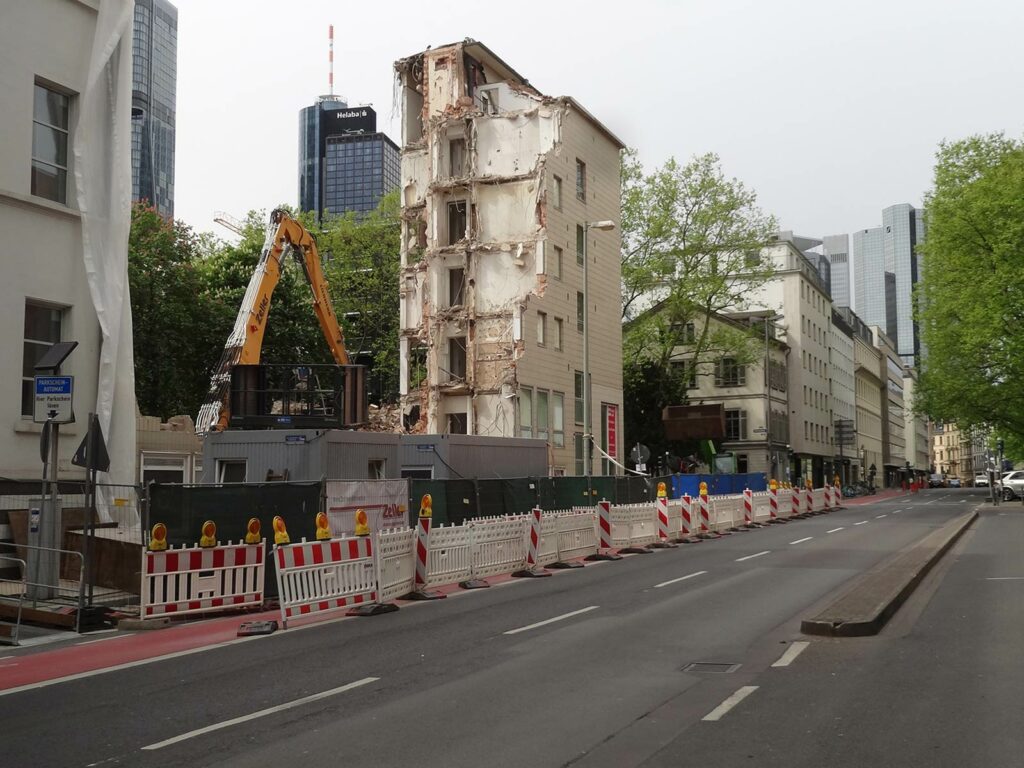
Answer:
[801,509,978,637]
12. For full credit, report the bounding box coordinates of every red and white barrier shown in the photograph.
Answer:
[792,486,801,517]
[142,541,265,619]
[769,486,779,521]
[274,537,377,628]
[587,500,623,560]
[805,486,813,514]
[415,511,431,589]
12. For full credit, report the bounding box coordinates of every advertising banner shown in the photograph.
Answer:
[326,479,409,536]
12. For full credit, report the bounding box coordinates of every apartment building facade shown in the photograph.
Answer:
[872,327,907,486]
[901,369,930,477]
[829,309,857,484]
[853,318,883,486]
[394,40,624,475]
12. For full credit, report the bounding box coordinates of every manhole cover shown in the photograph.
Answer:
[682,662,740,673]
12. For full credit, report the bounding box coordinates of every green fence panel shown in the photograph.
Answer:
[444,480,478,525]
[409,480,448,527]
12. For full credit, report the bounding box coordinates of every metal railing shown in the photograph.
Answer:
[0,542,85,633]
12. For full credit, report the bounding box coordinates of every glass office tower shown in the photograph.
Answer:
[131,0,177,219]
[298,101,400,217]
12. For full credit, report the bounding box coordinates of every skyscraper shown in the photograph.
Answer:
[298,100,400,217]
[852,226,893,337]
[823,234,852,307]
[130,0,177,219]
[881,203,925,365]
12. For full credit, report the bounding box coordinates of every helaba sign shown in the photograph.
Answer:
[322,104,377,136]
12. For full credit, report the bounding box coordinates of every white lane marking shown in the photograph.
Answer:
[891,509,901,514]
[826,527,845,534]
[0,635,264,699]
[702,685,759,721]
[735,551,770,562]
[142,677,379,750]
[504,605,600,635]
[986,577,1024,581]
[771,641,810,668]
[0,656,14,660]
[789,537,813,545]
[654,570,707,589]
[875,514,887,519]
[854,521,869,526]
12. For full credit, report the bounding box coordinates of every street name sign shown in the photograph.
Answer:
[33,375,74,424]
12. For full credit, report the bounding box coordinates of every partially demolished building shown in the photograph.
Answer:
[394,40,625,475]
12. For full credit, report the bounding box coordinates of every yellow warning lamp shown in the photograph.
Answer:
[199,520,217,548]
[315,511,331,540]
[769,479,778,491]
[273,516,290,545]
[699,481,708,496]
[419,494,433,519]
[244,518,261,545]
[657,482,667,499]
[834,474,841,488]
[149,522,168,552]
[806,479,813,490]
[354,508,370,537]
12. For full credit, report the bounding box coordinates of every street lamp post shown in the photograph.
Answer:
[582,220,616,477]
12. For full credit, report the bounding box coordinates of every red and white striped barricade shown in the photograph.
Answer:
[404,496,447,600]
[698,483,721,539]
[769,482,781,523]
[142,540,265,619]
[513,509,552,578]
[742,488,761,528]
[587,500,624,560]
[791,485,802,518]
[376,527,417,603]
[651,486,678,548]
[273,536,377,628]
[834,482,844,508]
[805,486,814,515]
[678,494,700,542]
[823,485,833,511]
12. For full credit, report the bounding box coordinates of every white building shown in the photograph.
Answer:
[0,2,136,487]
[901,369,929,477]
[829,309,857,484]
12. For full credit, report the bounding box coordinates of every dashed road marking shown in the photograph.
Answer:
[789,537,813,545]
[854,520,869,526]
[141,677,379,750]
[654,571,707,589]
[504,605,599,635]
[827,527,845,534]
[703,686,759,721]
[735,551,770,562]
[875,514,887,519]
[771,641,810,667]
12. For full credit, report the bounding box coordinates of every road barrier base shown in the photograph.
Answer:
[697,532,722,540]
[402,589,447,601]
[767,518,789,525]
[237,620,278,636]
[586,551,623,561]
[549,560,586,569]
[648,540,678,549]
[618,545,654,554]
[347,602,400,617]
[459,578,491,589]
[512,567,552,578]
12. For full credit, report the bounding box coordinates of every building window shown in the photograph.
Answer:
[368,459,386,479]
[574,370,584,424]
[216,460,247,484]
[448,267,465,307]
[537,311,547,346]
[553,392,565,447]
[576,291,584,332]
[553,175,562,210]
[140,453,189,485]
[554,317,563,351]
[447,200,467,245]
[576,225,585,265]
[552,246,563,280]
[537,390,549,441]
[31,83,70,204]
[519,387,533,437]
[737,454,749,473]
[725,409,747,440]
[714,358,746,387]
[671,360,697,389]
[447,413,468,434]
[448,138,466,177]
[408,345,427,390]
[574,433,585,475]
[575,158,586,201]
[21,302,64,417]
[448,337,467,381]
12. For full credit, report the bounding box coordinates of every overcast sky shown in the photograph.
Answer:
[172,0,1024,239]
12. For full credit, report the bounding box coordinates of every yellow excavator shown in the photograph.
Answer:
[196,209,359,436]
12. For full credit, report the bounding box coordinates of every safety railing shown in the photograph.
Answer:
[0,555,27,646]
[0,543,85,633]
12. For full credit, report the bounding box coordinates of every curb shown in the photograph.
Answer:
[801,509,978,637]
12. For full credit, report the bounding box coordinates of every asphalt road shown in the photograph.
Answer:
[0,490,985,768]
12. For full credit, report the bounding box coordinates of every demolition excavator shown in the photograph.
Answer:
[195,209,366,436]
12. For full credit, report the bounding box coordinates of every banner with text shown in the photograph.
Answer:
[326,479,410,536]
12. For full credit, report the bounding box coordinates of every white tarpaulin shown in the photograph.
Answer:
[73,0,137,519]
[326,480,410,536]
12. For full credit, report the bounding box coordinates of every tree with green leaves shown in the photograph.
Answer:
[619,149,778,460]
[128,202,224,419]
[916,133,1024,444]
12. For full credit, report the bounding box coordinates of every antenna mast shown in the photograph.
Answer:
[328,24,334,97]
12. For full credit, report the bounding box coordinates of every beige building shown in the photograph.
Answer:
[872,327,907,486]
[394,40,624,475]
[901,369,930,477]
[853,322,884,486]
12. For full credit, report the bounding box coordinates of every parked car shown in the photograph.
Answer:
[948,477,961,488]
[1001,470,1024,500]
[928,473,945,488]
[975,473,989,487]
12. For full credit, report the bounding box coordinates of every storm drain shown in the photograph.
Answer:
[682,662,741,674]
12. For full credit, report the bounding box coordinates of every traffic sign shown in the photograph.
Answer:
[33,375,74,424]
